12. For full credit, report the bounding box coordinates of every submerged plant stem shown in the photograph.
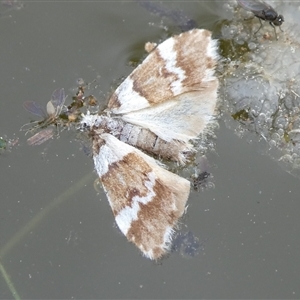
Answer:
[0,261,21,300]
[0,172,94,259]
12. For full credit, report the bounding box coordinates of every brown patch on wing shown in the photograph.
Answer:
[100,149,190,259]
[126,176,183,259]
[107,93,120,112]
[92,132,106,155]
[129,49,179,105]
[107,29,217,112]
[100,152,153,215]
[108,49,179,111]
[174,29,217,91]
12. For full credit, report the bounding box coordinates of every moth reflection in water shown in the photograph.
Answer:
[21,88,67,145]
[172,231,208,258]
[237,0,284,39]
[0,0,23,16]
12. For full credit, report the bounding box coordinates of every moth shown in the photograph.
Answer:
[82,29,219,259]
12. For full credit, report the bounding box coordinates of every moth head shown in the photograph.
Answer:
[80,112,100,130]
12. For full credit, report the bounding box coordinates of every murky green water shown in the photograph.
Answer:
[1,1,300,298]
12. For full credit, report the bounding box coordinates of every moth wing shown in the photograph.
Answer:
[107,28,218,114]
[121,81,218,143]
[92,132,190,259]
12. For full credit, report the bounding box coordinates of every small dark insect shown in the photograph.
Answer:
[192,171,210,191]
[237,0,284,39]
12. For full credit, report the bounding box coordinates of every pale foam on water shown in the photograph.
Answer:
[220,0,300,176]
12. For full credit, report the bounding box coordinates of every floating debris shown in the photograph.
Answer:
[27,128,54,146]
[190,155,214,191]
[21,88,67,145]
[67,79,98,122]
[21,83,99,146]
[0,137,7,150]
[22,88,67,131]
[0,136,19,153]
[220,0,300,176]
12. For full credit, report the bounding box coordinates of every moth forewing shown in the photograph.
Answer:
[107,29,219,115]
[104,29,219,165]
[92,133,190,259]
